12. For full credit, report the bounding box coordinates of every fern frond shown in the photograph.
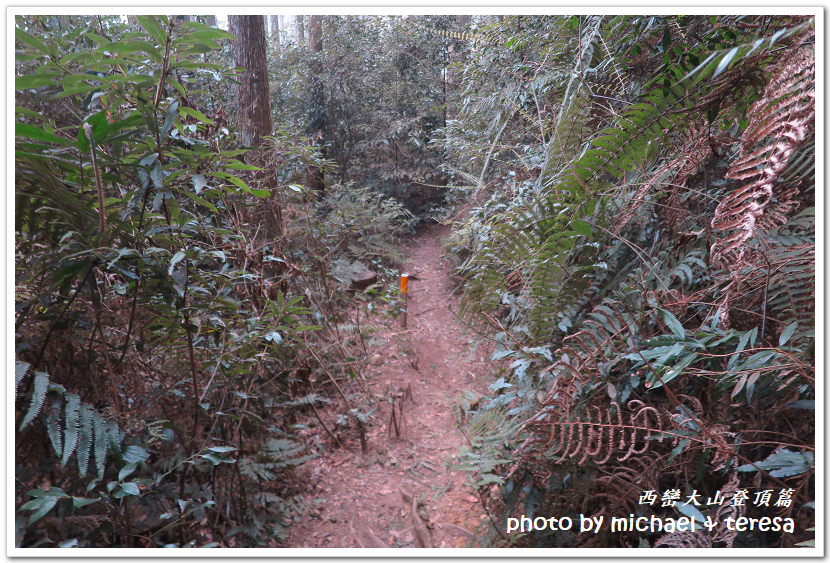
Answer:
[76,405,93,478]
[15,359,29,397]
[712,29,815,266]
[61,393,81,467]
[612,119,710,235]
[94,413,107,478]
[106,419,124,453]
[46,394,63,458]
[19,370,49,430]
[513,400,669,468]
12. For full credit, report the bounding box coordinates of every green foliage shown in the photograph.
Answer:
[268,15,457,203]
[444,14,815,549]
[14,14,322,548]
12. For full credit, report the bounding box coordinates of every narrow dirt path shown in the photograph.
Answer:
[283,224,494,548]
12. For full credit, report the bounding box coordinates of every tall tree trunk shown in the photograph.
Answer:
[229,15,282,235]
[307,15,326,197]
[297,15,305,44]
[269,15,280,47]
[229,15,273,147]
[308,15,322,51]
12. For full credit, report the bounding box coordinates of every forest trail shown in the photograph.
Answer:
[282,223,495,548]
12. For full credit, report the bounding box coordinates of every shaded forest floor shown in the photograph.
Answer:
[281,223,496,548]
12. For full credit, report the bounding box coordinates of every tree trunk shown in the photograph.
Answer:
[308,15,322,51]
[269,15,280,47]
[229,15,282,236]
[307,15,326,197]
[205,15,217,27]
[297,15,305,44]
[229,15,273,147]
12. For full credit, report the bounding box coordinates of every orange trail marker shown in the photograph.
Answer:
[400,274,409,327]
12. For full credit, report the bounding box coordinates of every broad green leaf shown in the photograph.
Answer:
[264,331,282,344]
[249,187,270,198]
[212,171,251,193]
[119,482,140,496]
[15,28,49,54]
[491,349,514,360]
[106,40,162,62]
[190,29,234,42]
[658,308,685,339]
[192,173,207,194]
[779,321,798,346]
[668,438,690,462]
[223,162,260,171]
[15,123,73,146]
[23,497,59,524]
[139,152,159,167]
[713,47,739,78]
[136,16,167,45]
[166,77,187,96]
[121,445,149,465]
[16,73,62,90]
[570,220,592,237]
[200,453,234,465]
[150,161,164,189]
[81,31,109,45]
[182,191,218,213]
[72,497,99,508]
[179,106,214,125]
[161,100,179,139]
[168,250,186,275]
[118,462,139,482]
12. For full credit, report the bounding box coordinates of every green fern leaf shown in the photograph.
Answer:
[94,413,107,478]
[106,419,123,453]
[61,393,81,467]
[15,360,30,397]
[45,395,63,458]
[19,371,50,430]
[76,405,93,478]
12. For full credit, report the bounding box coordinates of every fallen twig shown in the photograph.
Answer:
[407,493,433,548]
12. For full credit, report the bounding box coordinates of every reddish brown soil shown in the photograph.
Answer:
[282,224,496,548]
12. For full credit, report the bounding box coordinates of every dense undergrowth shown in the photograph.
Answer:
[441,15,815,548]
[14,14,431,548]
[14,14,816,550]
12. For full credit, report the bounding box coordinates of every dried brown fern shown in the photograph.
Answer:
[612,119,712,235]
[711,29,815,268]
[708,29,815,331]
[711,473,745,548]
